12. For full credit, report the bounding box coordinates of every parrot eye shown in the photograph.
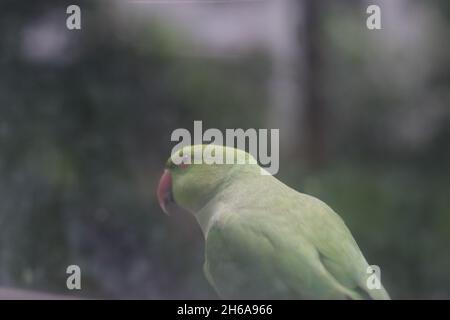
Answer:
[178,162,190,169]
[178,155,191,169]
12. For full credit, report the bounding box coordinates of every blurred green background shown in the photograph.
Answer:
[0,0,449,299]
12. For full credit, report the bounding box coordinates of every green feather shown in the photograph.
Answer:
[167,145,390,299]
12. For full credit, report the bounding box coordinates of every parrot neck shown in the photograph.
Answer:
[195,198,221,237]
[194,167,264,237]
[194,179,236,237]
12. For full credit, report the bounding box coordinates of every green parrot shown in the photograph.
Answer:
[157,145,390,299]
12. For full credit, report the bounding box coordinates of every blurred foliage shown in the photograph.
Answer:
[0,0,449,299]
[0,0,267,298]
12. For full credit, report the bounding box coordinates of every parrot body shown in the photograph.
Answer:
[157,145,390,299]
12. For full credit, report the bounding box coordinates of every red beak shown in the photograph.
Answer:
[157,169,173,215]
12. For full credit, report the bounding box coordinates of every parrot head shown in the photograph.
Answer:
[157,145,258,215]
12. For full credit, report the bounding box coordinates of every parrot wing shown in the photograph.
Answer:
[203,192,389,299]
[297,194,390,300]
[204,208,365,299]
